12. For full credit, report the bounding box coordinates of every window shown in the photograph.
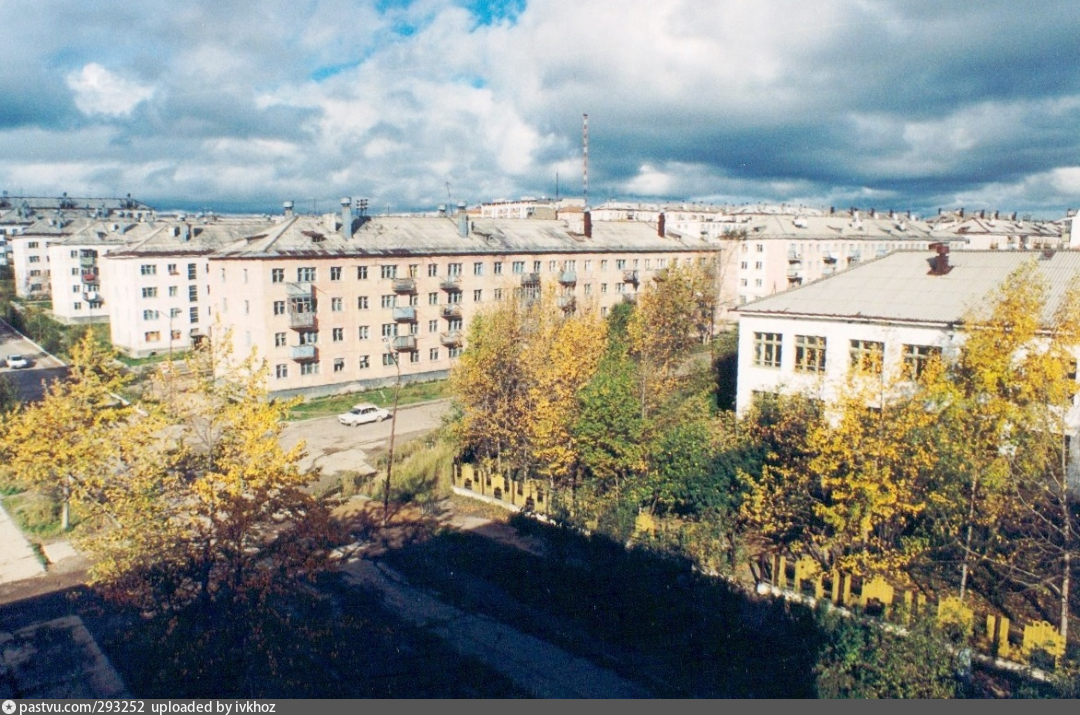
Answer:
[359,355,370,369]
[27,242,38,249]
[73,285,79,293]
[902,344,942,380]
[430,348,439,361]
[473,262,484,276]
[616,282,625,293]
[449,347,462,358]
[601,283,608,294]
[189,285,198,302]
[244,300,250,315]
[168,286,178,297]
[494,288,503,301]
[447,318,462,331]
[188,263,197,280]
[357,266,368,280]
[755,261,763,270]
[754,279,763,287]
[141,264,156,276]
[616,259,626,270]
[334,358,345,372]
[167,264,178,275]
[548,260,557,272]
[143,309,159,320]
[331,297,343,312]
[428,292,439,305]
[473,289,482,302]
[381,264,397,279]
[409,264,419,278]
[740,261,748,270]
[381,294,397,308]
[584,284,592,296]
[409,351,420,363]
[357,296,369,310]
[275,332,287,347]
[381,323,398,337]
[427,264,438,277]
[243,269,248,284]
[601,259,609,271]
[583,259,591,272]
[71,267,79,276]
[299,331,318,345]
[756,244,764,252]
[644,259,651,269]
[740,279,748,287]
[447,291,462,304]
[850,340,884,375]
[170,308,182,318]
[28,256,39,263]
[190,307,199,324]
[429,320,438,333]
[330,266,341,281]
[794,335,827,374]
[494,261,503,275]
[273,300,286,315]
[73,302,82,311]
[142,287,158,298]
[145,331,161,342]
[533,260,542,272]
[272,268,284,283]
[300,361,319,375]
[448,262,462,276]
[512,261,525,274]
[359,326,370,340]
[332,327,344,342]
[382,353,396,366]
[171,330,182,341]
[276,364,288,379]
[753,332,782,368]
[297,267,316,282]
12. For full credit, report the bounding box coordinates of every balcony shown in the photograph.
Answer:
[786,267,802,279]
[392,306,417,323]
[557,295,576,311]
[289,311,317,330]
[623,269,639,285]
[787,250,802,262]
[393,277,417,294]
[79,256,97,267]
[439,330,463,347]
[392,335,417,352]
[621,292,637,304]
[652,268,670,282]
[291,345,317,361]
[848,252,862,264]
[520,272,540,286]
[82,272,98,284]
[558,271,577,286]
[83,290,100,303]
[441,304,462,319]
[823,254,838,264]
[440,276,462,292]
[286,281,315,298]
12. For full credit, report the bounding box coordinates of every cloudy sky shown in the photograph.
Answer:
[3,0,1080,217]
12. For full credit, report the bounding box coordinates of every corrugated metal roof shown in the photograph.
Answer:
[737,250,1080,326]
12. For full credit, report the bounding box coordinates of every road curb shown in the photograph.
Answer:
[0,315,67,368]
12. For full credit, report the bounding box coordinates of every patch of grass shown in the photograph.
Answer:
[2,491,70,538]
[115,351,187,367]
[287,379,450,421]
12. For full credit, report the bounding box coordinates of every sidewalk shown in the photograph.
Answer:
[0,504,44,584]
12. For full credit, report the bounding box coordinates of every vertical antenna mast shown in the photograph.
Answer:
[582,113,589,208]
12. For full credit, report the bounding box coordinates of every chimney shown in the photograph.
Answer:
[182,223,191,242]
[1012,212,1018,221]
[437,204,446,218]
[959,207,964,218]
[929,242,951,275]
[829,206,835,215]
[340,197,353,239]
[457,202,468,237]
[657,212,666,237]
[283,200,294,218]
[583,209,592,238]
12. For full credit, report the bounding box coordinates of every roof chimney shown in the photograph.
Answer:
[959,207,964,218]
[929,242,952,276]
[457,202,468,237]
[283,200,294,218]
[340,197,353,239]
[583,209,592,238]
[657,212,666,237]
[437,204,446,218]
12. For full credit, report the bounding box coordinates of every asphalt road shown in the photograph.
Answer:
[0,318,68,402]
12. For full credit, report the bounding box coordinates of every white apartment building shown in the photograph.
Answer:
[207,205,731,398]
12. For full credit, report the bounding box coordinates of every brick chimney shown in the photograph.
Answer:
[929,242,952,275]
[657,212,666,237]
[583,209,592,238]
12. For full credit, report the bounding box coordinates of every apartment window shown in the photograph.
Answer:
[273,300,286,315]
[381,294,397,308]
[616,259,626,270]
[244,300,250,315]
[428,264,438,277]
[755,261,763,270]
[430,348,439,361]
[188,263,197,280]
[142,287,158,298]
[331,297,343,312]
[359,355,370,369]
[429,320,438,333]
[753,332,783,369]
[69,250,78,258]
[382,353,396,366]
[28,256,39,263]
[357,266,368,280]
[332,327,344,342]
[71,267,79,276]
[27,242,38,249]
[171,330,182,341]
[145,331,161,342]
[448,347,462,358]
[428,292,439,305]
[381,323,398,337]
[616,283,625,293]
[533,260,541,272]
[167,264,178,275]
[740,261,748,270]
[447,318,463,331]
[380,264,397,279]
[494,288,503,301]
[473,262,484,276]
[601,283,608,294]
[584,284,592,296]
[357,296,369,310]
[409,351,420,363]
[170,308,182,318]
[794,335,827,374]
[850,340,885,375]
[334,358,345,373]
[300,361,319,375]
[168,286,178,297]
[190,307,199,324]
[583,259,591,272]
[448,262,462,276]
[512,261,525,274]
[141,264,156,276]
[494,261,503,275]
[473,289,482,302]
[741,279,748,287]
[756,244,764,252]
[73,302,82,311]
[276,364,288,379]
[644,259,651,269]
[297,267,316,282]
[299,331,318,345]
[903,344,942,380]
[754,279,763,287]
[220,268,226,282]
[272,268,284,283]
[72,285,79,293]
[30,270,41,277]
[601,259,609,271]
[447,291,462,304]
[330,266,342,281]
[275,332,287,347]
[143,309,159,320]
[359,326,369,340]
[243,269,248,284]
[409,264,419,278]
[189,285,198,302]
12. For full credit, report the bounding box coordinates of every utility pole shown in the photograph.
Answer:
[382,337,402,526]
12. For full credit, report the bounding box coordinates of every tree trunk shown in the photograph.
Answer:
[1062,549,1071,641]
[959,473,980,602]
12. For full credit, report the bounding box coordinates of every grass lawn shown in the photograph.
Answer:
[287,379,450,421]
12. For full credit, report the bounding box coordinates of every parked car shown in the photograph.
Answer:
[4,355,30,369]
[338,402,391,426]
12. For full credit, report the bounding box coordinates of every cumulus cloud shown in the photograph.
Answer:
[66,64,155,117]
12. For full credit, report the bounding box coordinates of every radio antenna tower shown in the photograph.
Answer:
[582,113,589,208]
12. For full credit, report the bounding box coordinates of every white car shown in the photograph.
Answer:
[338,402,391,426]
[5,355,30,369]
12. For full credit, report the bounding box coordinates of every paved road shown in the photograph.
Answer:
[0,318,68,401]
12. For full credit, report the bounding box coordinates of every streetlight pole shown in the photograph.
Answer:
[382,337,402,526]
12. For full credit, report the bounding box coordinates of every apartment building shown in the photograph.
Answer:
[207,204,729,398]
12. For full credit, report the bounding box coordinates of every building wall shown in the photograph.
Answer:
[48,244,109,323]
[9,235,51,298]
